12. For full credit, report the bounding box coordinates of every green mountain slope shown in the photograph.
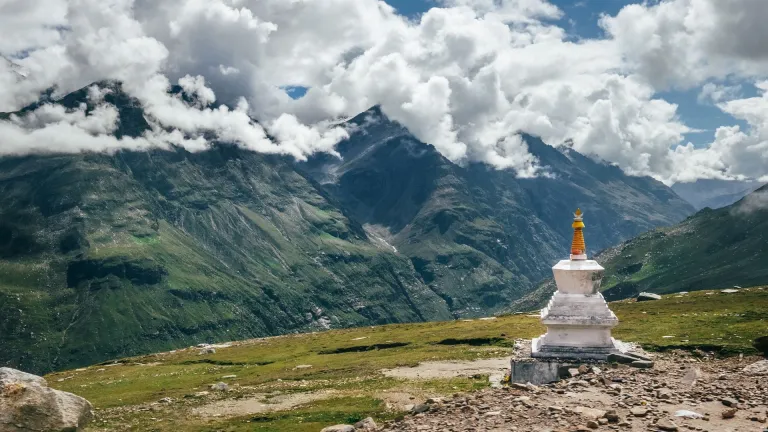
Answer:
[513,185,768,309]
[599,184,768,300]
[302,107,694,315]
[0,88,453,374]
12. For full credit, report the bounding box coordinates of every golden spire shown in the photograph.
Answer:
[571,208,586,259]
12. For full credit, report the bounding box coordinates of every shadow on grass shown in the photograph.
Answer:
[319,342,410,355]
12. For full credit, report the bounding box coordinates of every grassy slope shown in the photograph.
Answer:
[598,186,768,300]
[46,287,768,432]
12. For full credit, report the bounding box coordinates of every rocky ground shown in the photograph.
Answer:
[373,353,768,432]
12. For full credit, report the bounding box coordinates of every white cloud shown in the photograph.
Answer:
[1,0,768,182]
[698,83,742,104]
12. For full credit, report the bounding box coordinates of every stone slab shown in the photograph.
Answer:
[509,359,571,385]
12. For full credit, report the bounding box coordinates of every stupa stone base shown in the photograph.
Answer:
[531,336,622,360]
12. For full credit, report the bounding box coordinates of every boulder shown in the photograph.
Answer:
[0,367,93,432]
[637,292,662,301]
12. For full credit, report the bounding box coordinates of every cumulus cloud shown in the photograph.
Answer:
[698,83,742,104]
[1,0,768,182]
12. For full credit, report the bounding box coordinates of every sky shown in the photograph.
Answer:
[2,0,768,184]
[385,0,750,148]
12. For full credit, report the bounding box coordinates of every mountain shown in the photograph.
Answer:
[0,83,693,373]
[301,107,694,315]
[672,179,764,210]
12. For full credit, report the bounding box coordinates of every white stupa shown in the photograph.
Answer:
[531,209,621,360]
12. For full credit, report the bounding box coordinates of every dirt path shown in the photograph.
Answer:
[381,358,510,380]
[192,390,338,417]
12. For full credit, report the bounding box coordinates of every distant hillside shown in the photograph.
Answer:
[0,83,693,373]
[672,179,764,210]
[598,185,768,300]
[513,185,768,309]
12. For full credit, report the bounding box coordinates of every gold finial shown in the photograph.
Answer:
[571,207,586,259]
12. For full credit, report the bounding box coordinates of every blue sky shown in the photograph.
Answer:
[381,0,740,148]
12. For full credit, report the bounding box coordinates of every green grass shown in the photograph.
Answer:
[45,287,767,432]
[612,287,768,354]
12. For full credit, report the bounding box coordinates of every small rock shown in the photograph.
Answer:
[630,360,654,369]
[198,347,215,355]
[158,397,173,403]
[604,410,620,422]
[209,382,228,392]
[586,420,599,429]
[321,425,355,432]
[607,353,640,364]
[656,388,673,400]
[578,364,590,374]
[656,419,679,431]
[674,410,704,419]
[353,417,377,430]
[569,380,590,387]
[721,397,739,407]
[630,407,648,417]
[743,360,768,376]
[637,292,662,301]
[573,406,607,419]
[598,418,609,425]
[411,404,430,414]
[722,408,737,419]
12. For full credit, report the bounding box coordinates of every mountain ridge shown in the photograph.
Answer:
[0,82,694,373]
